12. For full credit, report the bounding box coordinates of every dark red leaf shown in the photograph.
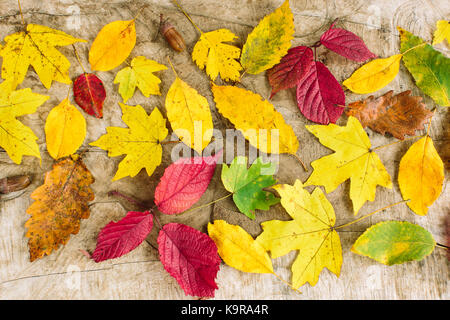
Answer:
[154,152,220,215]
[266,46,314,98]
[92,211,153,262]
[73,73,106,118]
[157,223,220,298]
[296,61,345,124]
[320,22,377,62]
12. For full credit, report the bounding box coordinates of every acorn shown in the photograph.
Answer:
[160,14,186,52]
[0,175,31,194]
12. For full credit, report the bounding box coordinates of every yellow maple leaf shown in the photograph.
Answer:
[165,75,213,153]
[90,103,168,181]
[89,20,136,71]
[398,135,444,215]
[256,180,342,289]
[0,84,49,164]
[240,0,294,74]
[304,116,392,215]
[432,20,450,45]
[45,98,87,160]
[211,84,299,155]
[114,56,167,103]
[192,29,242,82]
[0,24,86,89]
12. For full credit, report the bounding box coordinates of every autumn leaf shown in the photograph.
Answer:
[208,220,273,273]
[211,84,299,155]
[45,98,87,160]
[240,0,294,74]
[304,116,392,215]
[398,136,444,216]
[114,56,167,103]
[0,85,49,164]
[352,221,435,265]
[192,29,242,82]
[221,156,279,219]
[342,54,402,94]
[346,90,433,140]
[296,61,345,124]
[158,223,221,298]
[165,74,213,153]
[89,20,136,71]
[432,20,450,45]
[73,73,106,118]
[90,103,168,181]
[319,21,377,62]
[0,24,86,89]
[25,155,95,261]
[399,27,450,106]
[154,153,220,215]
[256,180,342,289]
[266,46,313,98]
[92,211,153,262]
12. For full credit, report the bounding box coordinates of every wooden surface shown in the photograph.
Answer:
[0,0,448,300]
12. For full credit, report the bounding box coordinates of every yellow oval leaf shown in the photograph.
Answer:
[208,220,273,274]
[89,20,136,71]
[343,54,402,94]
[398,136,444,215]
[45,98,87,160]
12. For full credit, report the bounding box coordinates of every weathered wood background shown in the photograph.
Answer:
[0,0,448,299]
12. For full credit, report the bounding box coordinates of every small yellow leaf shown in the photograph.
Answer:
[165,77,213,153]
[208,220,273,274]
[343,54,402,94]
[89,20,136,71]
[432,20,450,45]
[398,136,444,215]
[45,98,87,160]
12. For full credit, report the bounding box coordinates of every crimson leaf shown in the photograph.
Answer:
[73,73,106,118]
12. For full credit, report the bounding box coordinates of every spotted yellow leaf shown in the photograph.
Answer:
[432,20,450,45]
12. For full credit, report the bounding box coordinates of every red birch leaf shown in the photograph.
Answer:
[296,61,345,124]
[154,153,220,215]
[320,22,377,62]
[92,211,153,262]
[266,46,314,98]
[157,223,221,298]
[73,73,106,118]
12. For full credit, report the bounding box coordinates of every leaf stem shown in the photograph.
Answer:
[371,135,423,152]
[72,45,87,74]
[271,271,302,295]
[292,153,308,171]
[17,0,25,26]
[172,0,203,34]
[108,190,149,210]
[179,193,233,215]
[167,56,178,77]
[436,243,449,250]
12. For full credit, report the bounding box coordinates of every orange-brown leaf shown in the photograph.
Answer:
[346,90,433,140]
[25,155,95,261]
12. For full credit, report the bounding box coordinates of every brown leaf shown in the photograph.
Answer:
[346,90,433,140]
[25,155,95,261]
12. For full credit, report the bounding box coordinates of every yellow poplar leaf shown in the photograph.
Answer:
[240,0,294,74]
[114,56,167,103]
[211,84,299,155]
[304,116,392,215]
[343,54,402,94]
[398,136,444,215]
[192,29,242,82]
[45,98,87,160]
[0,24,86,89]
[432,20,450,45]
[256,180,342,289]
[165,77,213,153]
[90,103,168,181]
[208,220,273,274]
[89,20,136,71]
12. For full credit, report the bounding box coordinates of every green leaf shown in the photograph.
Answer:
[221,156,279,219]
[398,27,450,106]
[351,221,435,265]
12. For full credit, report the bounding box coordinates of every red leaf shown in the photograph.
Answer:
[92,211,153,262]
[154,153,220,215]
[157,223,220,297]
[296,61,345,124]
[266,46,314,98]
[73,73,106,118]
[320,22,377,62]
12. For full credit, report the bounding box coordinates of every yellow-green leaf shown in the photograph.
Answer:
[432,20,450,45]
[398,136,444,216]
[45,98,87,160]
[240,0,294,74]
